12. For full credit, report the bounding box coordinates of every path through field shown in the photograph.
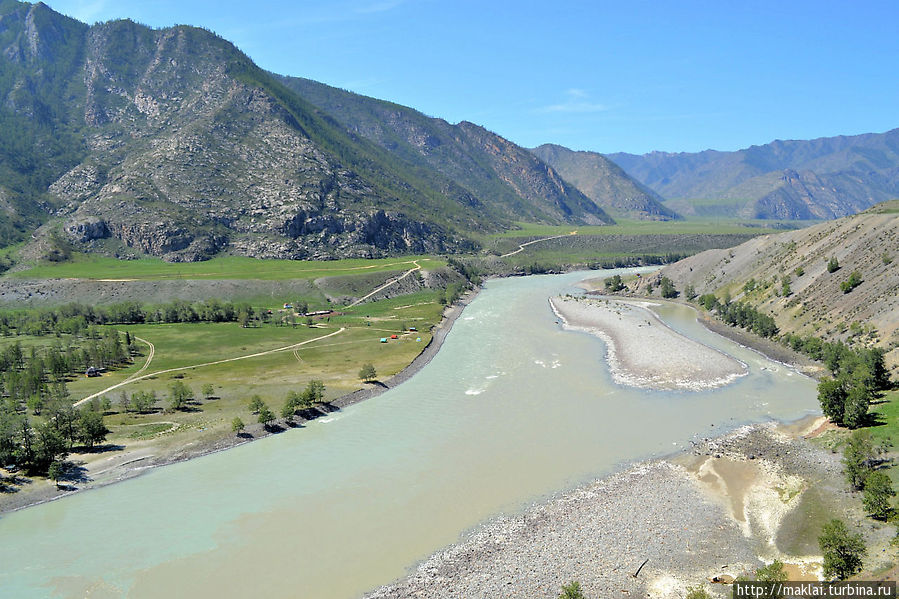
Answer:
[346,261,422,308]
[73,328,346,407]
[499,232,577,258]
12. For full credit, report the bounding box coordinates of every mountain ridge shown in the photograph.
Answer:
[277,76,615,227]
[530,143,681,221]
[607,128,899,220]
[0,1,612,262]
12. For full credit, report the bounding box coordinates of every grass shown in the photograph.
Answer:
[9,254,445,281]
[867,389,899,486]
[0,289,446,469]
[485,217,800,239]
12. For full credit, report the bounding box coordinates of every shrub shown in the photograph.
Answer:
[827,257,841,273]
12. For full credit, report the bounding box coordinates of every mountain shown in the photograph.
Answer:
[529,143,680,220]
[608,129,899,220]
[0,2,611,262]
[646,201,899,369]
[278,77,612,227]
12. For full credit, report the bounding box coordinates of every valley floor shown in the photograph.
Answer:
[0,291,477,515]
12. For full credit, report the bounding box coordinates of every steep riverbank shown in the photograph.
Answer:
[0,288,480,516]
[366,421,892,599]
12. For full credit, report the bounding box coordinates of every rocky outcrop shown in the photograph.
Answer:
[64,216,108,242]
[50,164,105,207]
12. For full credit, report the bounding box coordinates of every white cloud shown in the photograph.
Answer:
[539,89,609,114]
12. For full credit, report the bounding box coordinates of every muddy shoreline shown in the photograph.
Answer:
[0,288,480,516]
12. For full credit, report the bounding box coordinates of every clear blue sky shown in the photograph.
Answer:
[43,0,899,154]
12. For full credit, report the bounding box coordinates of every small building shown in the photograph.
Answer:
[390,334,398,339]
[284,303,293,309]
[85,367,100,377]
[380,338,388,343]
[408,326,417,332]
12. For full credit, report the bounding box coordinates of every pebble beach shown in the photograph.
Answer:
[549,295,748,390]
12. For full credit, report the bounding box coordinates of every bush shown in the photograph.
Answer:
[827,257,841,273]
[840,271,862,293]
[359,363,377,382]
[559,581,586,599]
[686,586,712,599]
[659,276,679,298]
[603,274,624,292]
[843,430,876,490]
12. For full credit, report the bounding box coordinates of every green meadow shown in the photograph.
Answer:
[0,289,445,461]
[487,217,795,238]
[10,254,444,281]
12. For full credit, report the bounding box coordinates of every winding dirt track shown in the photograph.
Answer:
[499,232,576,257]
[346,261,422,308]
[126,337,155,380]
[73,328,345,407]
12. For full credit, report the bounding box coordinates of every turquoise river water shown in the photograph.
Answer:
[0,270,819,598]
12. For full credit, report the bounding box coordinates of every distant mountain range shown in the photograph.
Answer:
[530,144,680,221]
[2,1,895,264]
[0,1,621,262]
[607,129,899,219]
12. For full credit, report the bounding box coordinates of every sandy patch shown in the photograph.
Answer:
[550,295,747,390]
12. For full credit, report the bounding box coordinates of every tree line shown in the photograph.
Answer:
[697,294,779,338]
[0,300,264,337]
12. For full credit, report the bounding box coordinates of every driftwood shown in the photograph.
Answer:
[632,558,649,578]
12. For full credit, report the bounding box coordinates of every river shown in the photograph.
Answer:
[0,270,819,598]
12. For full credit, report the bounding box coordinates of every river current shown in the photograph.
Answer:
[0,270,819,598]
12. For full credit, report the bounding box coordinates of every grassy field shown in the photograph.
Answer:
[10,254,444,281]
[486,217,800,239]
[867,389,899,485]
[1,289,445,462]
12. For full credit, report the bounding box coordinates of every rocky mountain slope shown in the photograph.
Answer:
[280,77,614,228]
[646,201,899,369]
[0,1,611,262]
[609,129,899,220]
[529,143,680,220]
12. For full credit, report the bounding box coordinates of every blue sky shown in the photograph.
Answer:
[43,0,899,154]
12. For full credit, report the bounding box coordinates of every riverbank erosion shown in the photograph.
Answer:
[0,290,479,515]
[550,295,747,390]
[366,422,895,599]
